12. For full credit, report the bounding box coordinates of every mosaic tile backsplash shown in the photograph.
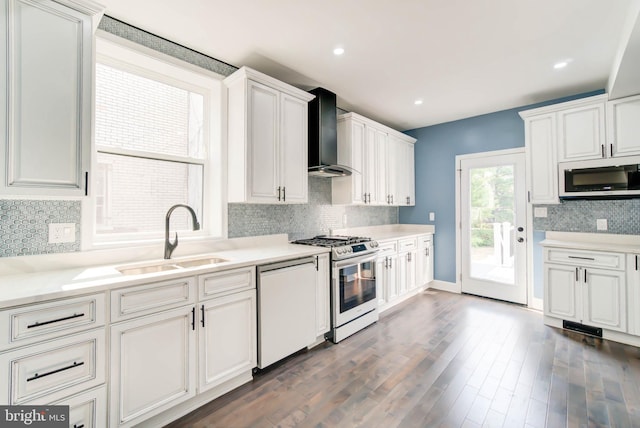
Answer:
[228,177,398,241]
[0,200,81,257]
[533,199,640,234]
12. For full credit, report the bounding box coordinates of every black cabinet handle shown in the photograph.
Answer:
[636,255,638,271]
[610,144,613,157]
[575,267,579,282]
[84,171,89,196]
[27,361,84,382]
[283,187,286,202]
[200,305,205,328]
[74,424,85,428]
[568,256,595,261]
[601,144,605,158]
[27,313,85,329]
[277,187,281,201]
[584,269,587,283]
[191,307,196,331]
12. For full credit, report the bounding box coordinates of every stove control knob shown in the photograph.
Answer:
[371,241,378,248]
[347,248,352,253]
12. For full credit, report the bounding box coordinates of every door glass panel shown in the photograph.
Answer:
[469,165,515,285]
[339,261,376,313]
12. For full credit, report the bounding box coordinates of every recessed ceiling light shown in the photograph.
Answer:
[554,61,568,69]
[333,47,345,56]
[414,99,424,105]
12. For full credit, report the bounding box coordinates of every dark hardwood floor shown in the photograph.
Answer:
[167,290,640,428]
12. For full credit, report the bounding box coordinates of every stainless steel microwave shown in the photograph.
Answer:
[559,156,640,199]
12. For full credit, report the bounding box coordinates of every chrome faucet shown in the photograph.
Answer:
[164,204,201,259]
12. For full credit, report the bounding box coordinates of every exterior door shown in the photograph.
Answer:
[460,151,528,304]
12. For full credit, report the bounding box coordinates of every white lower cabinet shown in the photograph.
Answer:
[110,306,197,427]
[544,247,626,333]
[376,252,398,308]
[628,254,640,336]
[199,290,256,393]
[417,234,434,287]
[110,267,257,427]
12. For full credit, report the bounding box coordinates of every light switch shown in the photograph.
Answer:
[429,212,435,221]
[596,219,608,231]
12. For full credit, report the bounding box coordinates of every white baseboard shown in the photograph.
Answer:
[428,280,460,294]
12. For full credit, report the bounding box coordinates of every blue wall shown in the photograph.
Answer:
[399,90,604,283]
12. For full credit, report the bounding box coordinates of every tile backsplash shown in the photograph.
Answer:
[533,199,640,234]
[0,200,81,257]
[228,177,398,241]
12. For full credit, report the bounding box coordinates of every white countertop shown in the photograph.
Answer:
[331,224,435,242]
[540,231,640,254]
[0,235,328,309]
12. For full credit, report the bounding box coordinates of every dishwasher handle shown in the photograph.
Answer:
[258,256,317,273]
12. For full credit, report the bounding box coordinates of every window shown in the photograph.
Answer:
[89,36,224,245]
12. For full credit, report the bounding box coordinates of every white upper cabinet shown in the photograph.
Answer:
[0,0,103,197]
[333,112,415,206]
[557,101,606,162]
[225,66,314,204]
[520,93,640,204]
[607,95,640,158]
[522,113,559,205]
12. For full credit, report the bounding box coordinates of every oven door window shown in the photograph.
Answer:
[339,261,376,313]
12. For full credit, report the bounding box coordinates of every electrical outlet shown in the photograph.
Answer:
[342,213,348,226]
[48,223,76,243]
[429,212,435,221]
[596,219,608,231]
[534,207,548,218]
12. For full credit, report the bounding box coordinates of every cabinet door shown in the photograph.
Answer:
[199,290,256,393]
[363,126,377,204]
[544,264,579,322]
[404,142,415,205]
[373,129,387,205]
[110,306,196,427]
[314,254,330,337]
[628,254,640,335]
[0,0,92,196]
[386,136,400,205]
[386,254,399,302]
[52,385,107,428]
[525,113,559,204]
[247,80,279,202]
[583,268,626,332]
[607,95,640,158]
[350,120,366,204]
[417,244,434,288]
[280,93,308,203]
[375,256,387,306]
[557,102,606,162]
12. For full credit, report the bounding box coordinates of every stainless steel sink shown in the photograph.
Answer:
[117,264,180,276]
[116,255,228,275]
[174,257,228,268]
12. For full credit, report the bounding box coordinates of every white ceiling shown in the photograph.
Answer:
[99,0,637,131]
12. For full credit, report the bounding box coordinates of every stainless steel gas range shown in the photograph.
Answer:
[292,235,379,343]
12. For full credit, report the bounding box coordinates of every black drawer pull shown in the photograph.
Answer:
[27,313,85,329]
[567,256,595,261]
[74,424,85,428]
[27,361,84,382]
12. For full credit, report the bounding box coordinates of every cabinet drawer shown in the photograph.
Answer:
[199,267,255,300]
[418,234,432,249]
[398,238,417,252]
[51,385,107,428]
[111,277,196,322]
[545,248,625,270]
[0,329,106,405]
[377,240,398,254]
[1,294,105,350]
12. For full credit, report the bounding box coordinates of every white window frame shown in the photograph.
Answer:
[81,33,227,249]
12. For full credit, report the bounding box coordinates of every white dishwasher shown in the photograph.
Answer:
[257,256,316,369]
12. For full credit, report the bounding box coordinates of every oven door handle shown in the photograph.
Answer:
[333,253,378,269]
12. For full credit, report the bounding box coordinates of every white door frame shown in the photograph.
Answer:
[455,148,536,307]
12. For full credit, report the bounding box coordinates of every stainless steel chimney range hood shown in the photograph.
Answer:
[307,87,353,177]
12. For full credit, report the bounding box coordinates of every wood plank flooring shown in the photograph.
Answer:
[166,290,640,428]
